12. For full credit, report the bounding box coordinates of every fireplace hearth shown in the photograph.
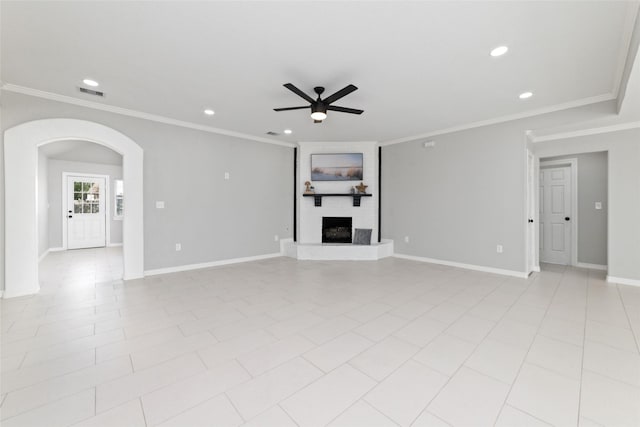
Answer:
[322,217,352,244]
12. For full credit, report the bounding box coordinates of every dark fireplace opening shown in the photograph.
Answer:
[322,217,353,244]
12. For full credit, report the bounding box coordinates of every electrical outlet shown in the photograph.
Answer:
[404,236,410,243]
[224,172,230,180]
[274,235,279,242]
[496,244,503,253]
[595,202,602,210]
[175,243,181,251]
[155,201,165,209]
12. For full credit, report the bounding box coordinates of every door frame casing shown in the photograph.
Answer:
[62,172,111,250]
[524,148,540,274]
[539,158,578,266]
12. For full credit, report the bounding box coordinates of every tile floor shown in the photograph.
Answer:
[1,249,639,426]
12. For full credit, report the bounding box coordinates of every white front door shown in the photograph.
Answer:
[539,166,571,264]
[67,176,106,249]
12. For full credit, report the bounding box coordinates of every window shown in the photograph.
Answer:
[114,179,124,219]
[74,180,101,214]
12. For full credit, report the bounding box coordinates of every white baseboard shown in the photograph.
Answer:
[49,247,65,252]
[144,252,282,276]
[107,243,123,247]
[394,253,529,279]
[3,286,41,298]
[532,266,541,273]
[38,249,50,263]
[577,262,607,271]
[606,275,640,287]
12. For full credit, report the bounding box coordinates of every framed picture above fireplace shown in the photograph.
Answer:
[311,153,363,181]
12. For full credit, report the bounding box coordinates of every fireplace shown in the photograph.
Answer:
[322,217,352,244]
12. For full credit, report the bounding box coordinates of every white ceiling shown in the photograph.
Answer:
[40,140,123,166]
[2,1,637,143]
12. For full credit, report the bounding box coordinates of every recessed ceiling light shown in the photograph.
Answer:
[204,109,215,116]
[519,91,533,99]
[490,46,509,57]
[283,129,292,134]
[82,78,99,87]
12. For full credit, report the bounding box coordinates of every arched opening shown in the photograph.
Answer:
[4,119,144,297]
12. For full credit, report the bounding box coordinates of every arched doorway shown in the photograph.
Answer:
[4,119,144,297]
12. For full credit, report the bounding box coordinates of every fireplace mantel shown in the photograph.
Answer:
[303,193,372,207]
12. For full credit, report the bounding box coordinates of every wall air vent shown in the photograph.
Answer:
[79,87,104,97]
[266,131,280,136]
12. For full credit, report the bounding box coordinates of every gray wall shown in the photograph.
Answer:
[37,150,48,257]
[382,99,640,278]
[533,129,640,281]
[47,159,124,248]
[2,91,293,278]
[542,152,608,266]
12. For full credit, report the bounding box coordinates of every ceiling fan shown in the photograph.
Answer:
[274,83,364,123]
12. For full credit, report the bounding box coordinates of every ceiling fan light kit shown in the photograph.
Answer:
[274,83,363,123]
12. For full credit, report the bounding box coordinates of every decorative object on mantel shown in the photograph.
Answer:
[303,181,315,194]
[355,182,368,194]
[350,186,356,194]
[353,228,372,245]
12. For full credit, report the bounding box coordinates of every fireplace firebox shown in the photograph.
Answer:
[322,217,353,244]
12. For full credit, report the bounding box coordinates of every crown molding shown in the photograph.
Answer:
[379,92,616,147]
[530,121,640,143]
[1,84,296,148]
[612,1,640,99]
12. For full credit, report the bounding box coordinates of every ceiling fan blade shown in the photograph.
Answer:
[323,84,358,105]
[327,105,364,115]
[274,106,309,111]
[283,83,315,104]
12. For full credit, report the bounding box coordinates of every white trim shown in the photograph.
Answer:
[48,247,65,252]
[108,243,123,247]
[62,172,110,249]
[614,1,640,109]
[530,121,640,143]
[380,93,616,146]
[4,119,144,298]
[144,253,282,276]
[539,159,578,267]
[606,276,640,287]
[393,253,529,279]
[3,286,41,299]
[1,84,295,148]
[577,262,608,271]
[532,266,541,273]
[38,249,50,263]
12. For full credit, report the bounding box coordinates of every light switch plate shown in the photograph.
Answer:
[595,202,602,210]
[155,201,165,209]
[224,172,230,180]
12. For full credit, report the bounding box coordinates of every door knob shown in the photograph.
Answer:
[565,217,570,221]
[528,219,534,223]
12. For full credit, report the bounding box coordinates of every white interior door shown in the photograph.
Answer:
[539,166,571,264]
[67,176,106,249]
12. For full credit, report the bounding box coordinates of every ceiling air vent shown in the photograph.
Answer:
[265,131,280,136]
[79,87,104,97]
